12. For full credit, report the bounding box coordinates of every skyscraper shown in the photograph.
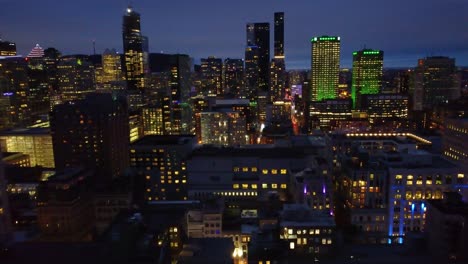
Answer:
[223,58,244,98]
[413,56,460,111]
[102,48,123,83]
[246,23,270,93]
[311,36,341,102]
[168,54,192,135]
[351,49,384,109]
[0,40,16,56]
[57,55,95,102]
[0,152,12,244]
[122,6,146,92]
[50,93,130,187]
[274,12,285,59]
[201,56,223,97]
[244,45,260,100]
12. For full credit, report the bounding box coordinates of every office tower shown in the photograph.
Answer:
[246,23,270,93]
[274,12,284,59]
[37,168,94,241]
[168,54,192,135]
[102,48,123,83]
[270,58,286,102]
[309,99,352,130]
[0,152,12,243]
[142,105,165,135]
[244,45,260,100]
[443,118,468,170]
[0,128,55,168]
[130,135,196,201]
[0,40,16,56]
[223,58,244,98]
[351,49,384,109]
[362,94,408,127]
[201,56,223,97]
[0,56,31,129]
[311,36,341,101]
[200,111,247,146]
[50,93,130,187]
[413,56,460,111]
[56,55,95,102]
[43,47,61,91]
[27,44,45,58]
[122,6,147,92]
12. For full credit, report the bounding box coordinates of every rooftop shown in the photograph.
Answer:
[132,135,196,146]
[0,127,50,136]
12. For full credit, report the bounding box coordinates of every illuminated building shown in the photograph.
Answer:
[2,152,30,167]
[192,96,210,143]
[443,118,468,170]
[201,56,223,97]
[309,99,352,130]
[0,40,16,56]
[187,135,331,203]
[122,6,147,92]
[130,135,196,202]
[223,58,244,98]
[351,49,383,109]
[36,168,94,241]
[426,192,468,262]
[50,93,129,187]
[387,154,465,244]
[293,168,333,215]
[311,36,341,101]
[186,207,223,238]
[361,94,408,127]
[0,56,31,129]
[27,44,45,58]
[279,204,336,255]
[270,12,286,103]
[97,48,124,91]
[129,112,143,143]
[0,128,55,168]
[142,105,164,135]
[246,23,270,93]
[199,111,247,146]
[244,45,259,101]
[57,55,95,102]
[269,100,292,123]
[413,56,460,111]
[0,152,12,243]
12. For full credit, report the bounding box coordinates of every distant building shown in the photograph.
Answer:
[443,118,468,170]
[351,49,384,109]
[244,45,260,101]
[201,57,223,97]
[130,135,196,202]
[57,55,95,101]
[27,44,45,58]
[309,99,352,130]
[223,58,244,98]
[199,111,247,146]
[246,23,270,94]
[426,192,468,262]
[0,40,16,56]
[413,56,460,110]
[186,205,223,238]
[361,93,408,127]
[50,93,130,187]
[1,152,30,167]
[311,36,341,101]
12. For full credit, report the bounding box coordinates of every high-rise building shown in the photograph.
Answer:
[443,118,468,171]
[351,49,384,109]
[102,48,123,84]
[50,93,130,187]
[0,40,16,56]
[311,36,341,101]
[274,12,284,59]
[413,56,460,111]
[122,6,147,92]
[244,46,260,100]
[130,135,196,202]
[246,23,270,93]
[27,44,45,58]
[0,152,12,243]
[201,56,223,97]
[223,58,244,98]
[57,55,95,102]
[200,111,247,146]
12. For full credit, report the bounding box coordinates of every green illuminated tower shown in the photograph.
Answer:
[351,49,384,109]
[311,36,341,101]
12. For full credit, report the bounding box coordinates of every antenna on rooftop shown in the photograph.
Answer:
[92,39,96,55]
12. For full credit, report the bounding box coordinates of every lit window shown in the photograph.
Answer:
[281,184,287,189]
[271,169,278,175]
[262,183,268,189]
[242,167,249,172]
[252,167,258,172]
[233,184,239,189]
[407,175,413,180]
[406,180,413,186]
[289,242,295,249]
[242,184,249,189]
[251,184,258,189]
[272,184,278,189]
[233,167,239,172]
[322,238,326,245]
[458,174,464,179]
[395,175,403,180]
[288,229,293,235]
[280,169,287,174]
[262,169,268,174]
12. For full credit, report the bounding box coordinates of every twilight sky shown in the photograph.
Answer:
[1,0,467,68]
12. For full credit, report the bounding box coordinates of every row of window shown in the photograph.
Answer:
[233,167,288,175]
[233,183,287,189]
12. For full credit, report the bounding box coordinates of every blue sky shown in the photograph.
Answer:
[1,0,467,68]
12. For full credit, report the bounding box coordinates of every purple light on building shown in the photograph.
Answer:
[303,185,307,195]
[322,184,326,194]
[3,92,13,96]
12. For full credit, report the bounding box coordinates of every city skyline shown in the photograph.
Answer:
[1,0,467,68]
